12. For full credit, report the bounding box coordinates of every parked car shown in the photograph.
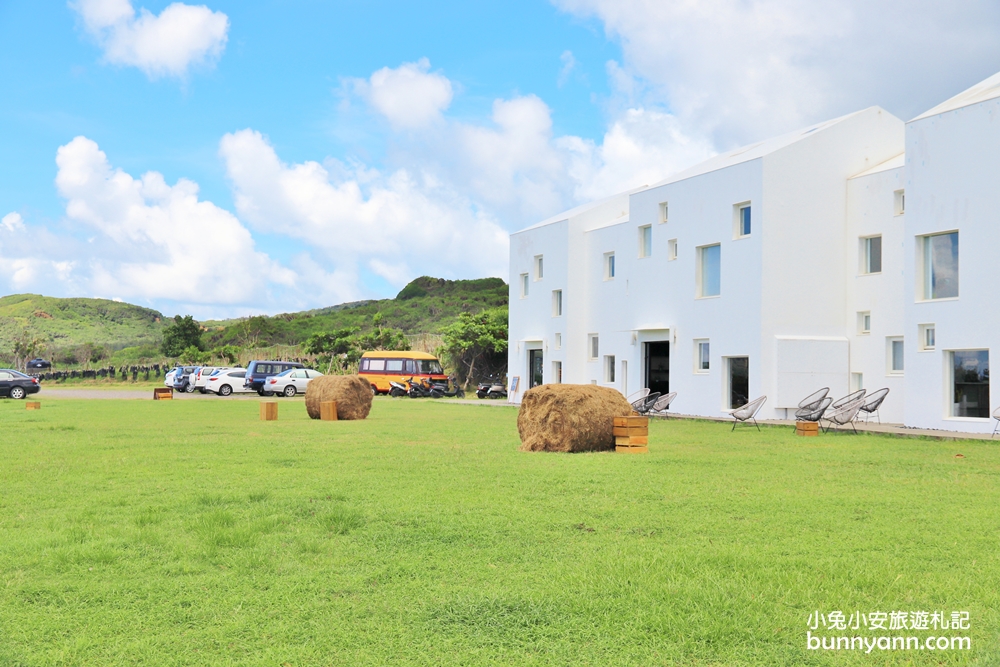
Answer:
[0,369,41,399]
[170,366,199,393]
[191,366,230,393]
[244,360,305,395]
[267,368,324,397]
[205,368,255,396]
[26,358,51,370]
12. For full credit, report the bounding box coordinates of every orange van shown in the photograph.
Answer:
[359,351,447,394]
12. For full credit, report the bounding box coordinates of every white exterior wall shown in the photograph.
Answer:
[846,162,907,423]
[903,98,1000,433]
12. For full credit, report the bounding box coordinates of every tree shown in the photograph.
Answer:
[355,312,410,352]
[161,315,204,357]
[305,327,360,374]
[213,344,241,365]
[10,329,47,372]
[180,345,211,364]
[439,307,508,388]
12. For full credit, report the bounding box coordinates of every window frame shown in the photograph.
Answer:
[894,189,905,216]
[858,311,871,335]
[948,349,990,419]
[604,252,616,280]
[694,339,710,374]
[860,235,882,275]
[887,336,904,375]
[659,202,669,224]
[918,324,935,352]
[588,334,599,361]
[534,255,544,281]
[733,202,752,239]
[554,333,562,350]
[696,243,721,298]
[552,360,563,384]
[918,231,959,301]
[604,355,616,383]
[520,273,529,298]
[552,289,562,317]
[667,238,678,261]
[638,225,652,258]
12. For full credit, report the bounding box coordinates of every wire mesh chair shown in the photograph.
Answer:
[647,392,677,418]
[992,406,1000,439]
[821,397,866,433]
[798,387,830,409]
[856,388,890,423]
[795,396,832,423]
[726,395,767,431]
[634,392,662,415]
[831,388,866,410]
[627,388,650,409]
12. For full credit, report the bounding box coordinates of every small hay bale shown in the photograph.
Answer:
[305,375,372,421]
[517,384,633,453]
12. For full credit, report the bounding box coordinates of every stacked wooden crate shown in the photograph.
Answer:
[613,416,648,453]
[796,421,819,437]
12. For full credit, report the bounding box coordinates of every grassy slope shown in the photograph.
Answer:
[0,399,996,665]
[203,277,508,347]
[0,294,165,350]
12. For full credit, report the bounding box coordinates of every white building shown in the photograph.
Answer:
[508,72,1000,434]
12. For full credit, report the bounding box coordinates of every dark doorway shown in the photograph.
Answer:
[528,349,544,388]
[644,341,670,395]
[729,357,749,408]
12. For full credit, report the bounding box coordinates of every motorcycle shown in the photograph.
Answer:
[434,375,465,398]
[406,376,444,398]
[388,379,408,397]
[476,375,507,400]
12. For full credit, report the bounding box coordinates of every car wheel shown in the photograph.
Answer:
[185,384,195,393]
[283,385,296,397]
[10,387,25,400]
[219,385,232,397]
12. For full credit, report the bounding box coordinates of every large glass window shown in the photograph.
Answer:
[862,236,882,274]
[922,232,958,299]
[951,350,989,418]
[697,244,721,297]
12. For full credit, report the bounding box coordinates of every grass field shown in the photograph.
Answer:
[1,398,997,665]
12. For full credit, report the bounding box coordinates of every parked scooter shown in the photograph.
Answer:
[406,377,444,398]
[388,379,408,397]
[434,375,465,398]
[476,375,507,400]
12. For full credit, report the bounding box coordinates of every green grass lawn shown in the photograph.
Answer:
[1,398,997,666]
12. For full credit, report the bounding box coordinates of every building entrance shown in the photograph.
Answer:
[728,357,749,408]
[643,342,670,395]
[528,349,544,388]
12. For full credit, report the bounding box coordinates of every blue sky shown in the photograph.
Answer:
[2,0,1000,318]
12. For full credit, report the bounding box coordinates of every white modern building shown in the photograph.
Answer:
[508,72,1000,434]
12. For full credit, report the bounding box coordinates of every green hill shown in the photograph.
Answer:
[0,294,166,353]
[0,277,508,364]
[203,276,508,348]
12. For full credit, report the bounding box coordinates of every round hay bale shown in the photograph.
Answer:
[517,384,632,453]
[305,375,373,420]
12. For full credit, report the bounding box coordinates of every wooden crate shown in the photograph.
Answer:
[796,421,819,437]
[260,401,278,421]
[153,388,172,400]
[320,400,338,421]
[616,445,649,454]
[614,415,648,448]
[25,401,41,410]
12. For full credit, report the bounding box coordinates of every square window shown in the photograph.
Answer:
[894,189,905,215]
[604,355,616,383]
[668,238,678,261]
[858,311,871,335]
[659,202,669,223]
[520,273,529,298]
[589,334,599,360]
[950,350,989,418]
[697,244,721,297]
[604,252,615,280]
[920,232,958,300]
[694,339,710,373]
[554,333,562,350]
[918,324,935,351]
[552,290,562,317]
[534,255,543,280]
[861,236,882,274]
[552,360,563,384]
[638,225,652,258]
[734,203,751,238]
[887,337,904,374]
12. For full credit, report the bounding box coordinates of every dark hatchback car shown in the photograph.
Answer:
[244,360,304,395]
[0,369,41,399]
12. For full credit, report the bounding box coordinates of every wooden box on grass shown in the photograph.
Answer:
[25,401,40,410]
[260,402,278,421]
[613,416,649,452]
[796,421,819,437]
[319,401,338,421]
[153,388,172,400]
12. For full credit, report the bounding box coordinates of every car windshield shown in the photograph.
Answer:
[416,360,443,374]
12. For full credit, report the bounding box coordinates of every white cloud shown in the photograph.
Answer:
[53,136,293,305]
[71,0,229,79]
[349,58,454,129]
[558,50,577,87]
[219,128,509,287]
[2,213,25,232]
[553,0,1000,147]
